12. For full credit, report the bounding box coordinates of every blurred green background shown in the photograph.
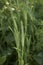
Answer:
[0,0,43,65]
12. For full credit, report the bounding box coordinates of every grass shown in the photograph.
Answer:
[0,0,43,65]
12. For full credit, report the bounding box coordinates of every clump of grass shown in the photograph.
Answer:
[8,0,32,65]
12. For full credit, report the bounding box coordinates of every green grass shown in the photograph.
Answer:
[0,0,43,65]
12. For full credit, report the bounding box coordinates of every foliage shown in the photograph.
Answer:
[0,0,43,65]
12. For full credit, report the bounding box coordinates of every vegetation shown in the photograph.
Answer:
[0,0,43,65]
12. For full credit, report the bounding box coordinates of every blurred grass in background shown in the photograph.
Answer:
[0,0,43,65]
